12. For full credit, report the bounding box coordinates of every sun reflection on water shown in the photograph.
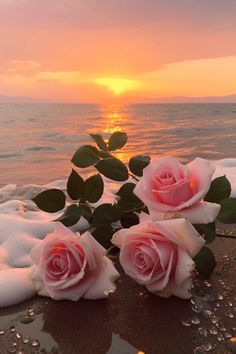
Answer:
[99,104,129,134]
[93,104,134,163]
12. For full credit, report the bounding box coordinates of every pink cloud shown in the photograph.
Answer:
[0,1,236,100]
[1,0,236,30]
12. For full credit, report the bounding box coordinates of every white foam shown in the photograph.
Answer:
[0,159,235,307]
[0,268,36,307]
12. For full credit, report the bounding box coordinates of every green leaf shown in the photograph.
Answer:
[32,189,66,213]
[54,204,82,227]
[120,212,139,228]
[217,197,236,223]
[89,134,108,151]
[92,203,119,225]
[71,145,100,168]
[98,150,111,158]
[142,206,149,214]
[95,157,128,181]
[116,182,140,202]
[194,223,216,244]
[67,169,84,200]
[83,174,104,203]
[204,176,231,203]
[194,246,216,277]
[80,204,92,223]
[117,198,141,212]
[129,154,150,177]
[92,224,114,249]
[112,203,123,219]
[108,132,127,151]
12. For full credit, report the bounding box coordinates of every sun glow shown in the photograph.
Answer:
[94,77,139,95]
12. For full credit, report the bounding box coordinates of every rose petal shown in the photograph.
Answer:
[139,211,151,223]
[162,249,195,299]
[178,201,220,224]
[44,275,95,301]
[120,239,160,284]
[83,257,120,299]
[150,239,172,270]
[154,219,205,257]
[174,248,195,287]
[146,250,174,293]
[188,158,215,197]
[134,157,190,212]
[149,201,220,224]
[165,158,216,211]
[31,229,75,265]
[80,231,106,259]
[43,260,86,289]
[111,228,129,248]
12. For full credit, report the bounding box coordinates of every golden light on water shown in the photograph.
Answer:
[104,112,122,133]
[94,77,139,95]
[99,104,128,133]
[91,104,134,162]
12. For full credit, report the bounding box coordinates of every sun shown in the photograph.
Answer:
[94,77,138,95]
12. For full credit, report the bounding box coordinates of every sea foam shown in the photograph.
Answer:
[0,159,235,307]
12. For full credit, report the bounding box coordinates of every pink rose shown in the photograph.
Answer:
[134,157,220,224]
[112,218,205,299]
[30,223,119,301]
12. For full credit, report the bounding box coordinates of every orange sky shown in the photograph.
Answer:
[1,1,236,102]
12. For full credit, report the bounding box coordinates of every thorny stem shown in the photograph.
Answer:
[216,233,236,240]
[80,202,95,210]
[129,173,139,182]
[106,245,116,255]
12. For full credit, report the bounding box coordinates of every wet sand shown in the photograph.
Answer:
[0,237,236,354]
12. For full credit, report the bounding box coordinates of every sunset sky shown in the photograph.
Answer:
[1,0,236,102]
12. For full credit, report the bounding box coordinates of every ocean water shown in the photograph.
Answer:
[0,102,236,186]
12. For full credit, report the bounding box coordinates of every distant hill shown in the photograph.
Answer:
[150,94,236,104]
[1,93,236,104]
[120,94,236,104]
[0,95,51,103]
